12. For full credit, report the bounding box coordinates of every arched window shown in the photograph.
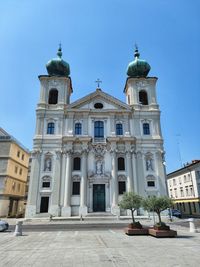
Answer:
[116,123,123,135]
[73,157,81,171]
[118,157,125,171]
[75,122,82,135]
[143,123,150,135]
[94,121,104,138]
[139,90,148,105]
[47,122,55,134]
[48,89,58,104]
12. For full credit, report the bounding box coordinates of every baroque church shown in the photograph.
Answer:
[26,46,167,218]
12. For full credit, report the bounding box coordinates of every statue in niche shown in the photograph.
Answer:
[96,160,103,175]
[146,158,153,171]
[44,158,52,171]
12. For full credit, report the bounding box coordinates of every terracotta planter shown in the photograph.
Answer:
[125,221,148,235]
[148,228,177,238]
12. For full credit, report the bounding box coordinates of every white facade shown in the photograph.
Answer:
[167,160,200,216]
[26,73,167,218]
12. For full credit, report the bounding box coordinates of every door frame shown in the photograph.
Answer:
[93,184,106,212]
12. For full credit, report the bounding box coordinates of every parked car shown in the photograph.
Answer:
[169,209,182,218]
[0,220,9,232]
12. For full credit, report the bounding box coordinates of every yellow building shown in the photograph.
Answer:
[0,128,30,217]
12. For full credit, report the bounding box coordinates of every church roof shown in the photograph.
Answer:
[67,88,131,110]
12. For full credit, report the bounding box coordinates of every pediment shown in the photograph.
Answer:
[67,89,131,111]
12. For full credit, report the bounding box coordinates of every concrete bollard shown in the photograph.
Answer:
[188,218,197,233]
[13,221,23,236]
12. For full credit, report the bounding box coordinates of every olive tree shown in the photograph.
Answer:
[143,196,173,225]
[119,192,142,224]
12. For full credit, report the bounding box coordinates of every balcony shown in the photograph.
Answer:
[93,137,106,143]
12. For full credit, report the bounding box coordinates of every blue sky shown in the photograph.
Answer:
[0,0,199,173]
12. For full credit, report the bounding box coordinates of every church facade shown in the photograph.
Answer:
[26,46,167,218]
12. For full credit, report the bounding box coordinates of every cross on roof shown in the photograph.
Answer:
[95,78,102,88]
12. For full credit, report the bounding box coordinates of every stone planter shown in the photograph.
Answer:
[149,227,177,238]
[125,222,149,236]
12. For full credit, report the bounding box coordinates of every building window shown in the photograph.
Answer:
[17,183,21,192]
[118,181,126,195]
[42,181,50,188]
[139,90,148,105]
[22,154,24,160]
[15,166,18,174]
[48,89,58,104]
[170,189,173,198]
[193,202,196,213]
[72,182,80,195]
[19,168,22,175]
[128,95,130,105]
[75,123,82,135]
[17,151,20,157]
[73,157,81,171]
[173,179,176,186]
[94,121,104,138]
[118,157,125,171]
[116,123,123,135]
[47,122,55,134]
[12,182,16,190]
[184,175,186,183]
[185,187,189,196]
[147,181,155,187]
[143,123,150,135]
[190,187,194,196]
[174,188,177,198]
[180,188,184,197]
[94,103,103,109]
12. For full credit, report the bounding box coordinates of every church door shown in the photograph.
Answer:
[40,196,49,213]
[93,184,105,212]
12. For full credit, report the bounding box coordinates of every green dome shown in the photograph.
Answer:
[127,47,151,78]
[46,45,70,77]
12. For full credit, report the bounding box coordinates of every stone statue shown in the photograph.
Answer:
[146,158,153,171]
[96,160,103,175]
[44,158,51,171]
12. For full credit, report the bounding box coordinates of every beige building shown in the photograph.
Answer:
[167,160,200,217]
[0,128,30,217]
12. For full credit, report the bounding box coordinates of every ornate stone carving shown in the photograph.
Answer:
[118,175,126,181]
[145,153,154,171]
[72,175,81,181]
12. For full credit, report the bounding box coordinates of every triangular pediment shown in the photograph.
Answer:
[67,89,131,110]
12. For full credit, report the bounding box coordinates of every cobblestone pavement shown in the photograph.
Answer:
[0,228,200,267]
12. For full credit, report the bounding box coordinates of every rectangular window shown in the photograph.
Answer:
[22,154,24,160]
[143,123,150,135]
[19,168,22,175]
[47,122,55,134]
[118,181,126,195]
[15,166,18,174]
[179,177,182,184]
[75,123,82,135]
[173,179,176,186]
[72,182,80,195]
[147,181,155,187]
[180,188,184,197]
[17,151,20,157]
[174,188,177,198]
[42,182,50,188]
[193,202,196,213]
[116,123,123,135]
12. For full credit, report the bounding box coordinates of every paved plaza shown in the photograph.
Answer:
[0,221,200,267]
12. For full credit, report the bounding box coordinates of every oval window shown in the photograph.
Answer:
[94,103,103,109]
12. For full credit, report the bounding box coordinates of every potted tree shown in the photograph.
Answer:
[143,195,177,237]
[119,192,148,235]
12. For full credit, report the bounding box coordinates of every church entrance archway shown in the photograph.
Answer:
[93,184,105,212]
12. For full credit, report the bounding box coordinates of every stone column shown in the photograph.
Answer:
[136,151,145,197]
[49,151,62,216]
[110,114,115,136]
[126,151,134,192]
[62,151,72,217]
[111,149,119,215]
[60,152,67,208]
[132,152,138,193]
[25,150,41,218]
[79,150,88,216]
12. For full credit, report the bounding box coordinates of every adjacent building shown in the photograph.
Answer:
[167,160,200,216]
[0,128,30,217]
[26,46,167,218]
